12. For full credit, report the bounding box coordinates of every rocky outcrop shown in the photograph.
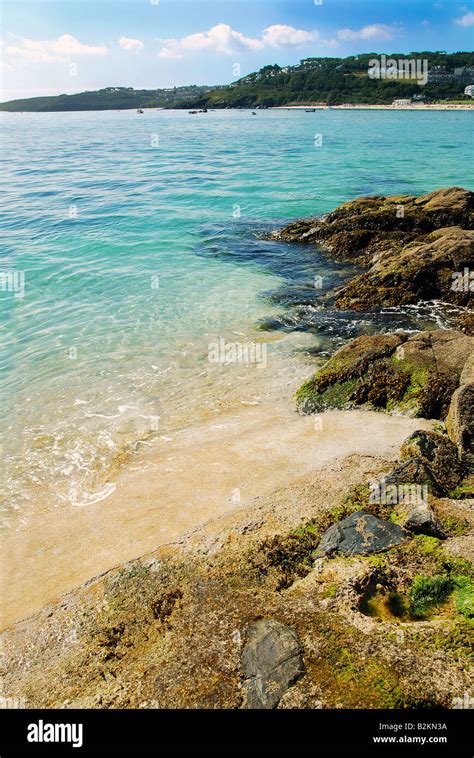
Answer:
[315,511,408,557]
[269,187,474,310]
[399,430,463,493]
[241,619,304,709]
[295,329,473,419]
[336,227,474,310]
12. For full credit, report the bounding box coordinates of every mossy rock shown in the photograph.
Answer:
[296,330,472,419]
[295,377,358,413]
[453,576,474,619]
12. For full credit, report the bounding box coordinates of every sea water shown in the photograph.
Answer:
[1,108,472,522]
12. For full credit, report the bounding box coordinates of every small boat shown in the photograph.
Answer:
[137,109,144,114]
[305,108,316,113]
[251,111,257,115]
[189,110,199,114]
[201,107,208,113]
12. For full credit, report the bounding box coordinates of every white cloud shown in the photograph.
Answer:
[119,36,144,52]
[4,34,108,63]
[159,24,263,59]
[158,47,183,60]
[262,24,318,48]
[158,23,320,59]
[455,11,474,26]
[337,24,396,41]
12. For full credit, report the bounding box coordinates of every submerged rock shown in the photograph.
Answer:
[315,511,408,557]
[295,329,473,419]
[241,619,304,709]
[269,187,474,311]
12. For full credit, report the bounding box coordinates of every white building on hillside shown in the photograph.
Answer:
[464,85,474,97]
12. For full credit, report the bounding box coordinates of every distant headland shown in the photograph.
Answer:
[1,51,473,112]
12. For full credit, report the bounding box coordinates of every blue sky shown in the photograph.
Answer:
[1,0,474,100]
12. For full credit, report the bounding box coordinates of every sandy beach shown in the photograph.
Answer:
[274,103,474,110]
[0,399,433,630]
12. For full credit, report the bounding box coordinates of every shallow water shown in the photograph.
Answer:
[1,108,472,521]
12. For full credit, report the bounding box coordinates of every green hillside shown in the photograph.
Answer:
[0,85,217,112]
[179,52,474,108]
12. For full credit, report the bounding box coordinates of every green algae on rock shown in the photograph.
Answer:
[295,329,473,419]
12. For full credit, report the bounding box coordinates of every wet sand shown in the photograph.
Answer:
[1,400,432,630]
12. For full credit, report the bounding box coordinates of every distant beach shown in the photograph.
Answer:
[275,103,474,110]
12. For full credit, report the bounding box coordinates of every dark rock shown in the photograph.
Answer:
[399,430,463,492]
[385,457,445,497]
[399,498,447,539]
[315,511,408,557]
[241,619,304,709]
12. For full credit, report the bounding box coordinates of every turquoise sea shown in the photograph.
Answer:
[1,108,473,521]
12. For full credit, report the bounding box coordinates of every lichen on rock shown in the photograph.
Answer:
[241,619,305,709]
[314,511,408,557]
